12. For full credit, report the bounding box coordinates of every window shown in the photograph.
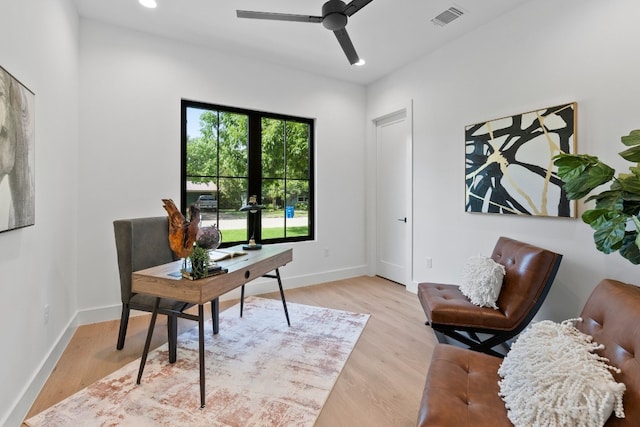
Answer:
[181,100,314,247]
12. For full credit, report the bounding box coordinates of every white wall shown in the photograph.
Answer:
[0,0,79,425]
[366,0,640,321]
[76,20,368,313]
[3,7,367,424]
[7,0,640,423]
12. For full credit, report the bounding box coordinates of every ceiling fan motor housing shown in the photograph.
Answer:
[322,0,348,31]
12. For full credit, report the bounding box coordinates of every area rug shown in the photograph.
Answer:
[25,297,369,426]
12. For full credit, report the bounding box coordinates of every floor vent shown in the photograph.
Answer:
[431,6,464,26]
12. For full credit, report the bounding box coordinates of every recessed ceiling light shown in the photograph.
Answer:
[139,0,157,9]
[355,59,366,66]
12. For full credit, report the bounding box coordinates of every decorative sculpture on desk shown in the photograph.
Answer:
[162,198,200,258]
[240,195,265,250]
[196,224,222,250]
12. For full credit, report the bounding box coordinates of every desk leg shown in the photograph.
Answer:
[136,297,160,384]
[240,285,245,317]
[198,304,206,408]
[168,315,177,363]
[275,268,291,327]
[211,297,219,335]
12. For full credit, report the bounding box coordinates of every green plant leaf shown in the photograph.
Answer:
[621,191,640,201]
[618,173,640,194]
[553,153,599,181]
[582,209,617,229]
[620,129,640,146]
[555,158,615,200]
[622,199,640,216]
[555,130,640,265]
[619,145,640,162]
[619,231,640,264]
[587,190,624,210]
[593,215,627,253]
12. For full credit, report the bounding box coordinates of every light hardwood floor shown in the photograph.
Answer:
[23,276,436,426]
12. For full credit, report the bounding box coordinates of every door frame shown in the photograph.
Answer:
[368,100,414,291]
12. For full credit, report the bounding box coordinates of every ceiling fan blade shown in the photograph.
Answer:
[236,10,323,24]
[333,28,360,65]
[343,0,373,17]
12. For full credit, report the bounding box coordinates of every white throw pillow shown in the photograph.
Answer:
[498,319,626,427]
[459,255,505,309]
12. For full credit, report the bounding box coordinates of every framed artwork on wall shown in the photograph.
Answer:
[465,102,576,217]
[0,65,35,233]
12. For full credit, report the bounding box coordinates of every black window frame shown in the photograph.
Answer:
[180,99,315,247]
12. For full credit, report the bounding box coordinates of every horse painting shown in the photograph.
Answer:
[0,66,34,232]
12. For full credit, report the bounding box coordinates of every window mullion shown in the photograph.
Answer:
[247,113,263,241]
[283,121,288,238]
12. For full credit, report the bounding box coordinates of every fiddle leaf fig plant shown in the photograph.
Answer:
[553,129,640,264]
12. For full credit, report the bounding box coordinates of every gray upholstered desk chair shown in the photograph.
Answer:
[113,216,218,363]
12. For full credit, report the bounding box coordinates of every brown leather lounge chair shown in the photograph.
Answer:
[417,236,562,357]
[417,278,640,427]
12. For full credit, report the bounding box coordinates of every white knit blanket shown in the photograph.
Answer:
[498,318,625,427]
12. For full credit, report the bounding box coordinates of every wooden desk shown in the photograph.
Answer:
[132,245,293,408]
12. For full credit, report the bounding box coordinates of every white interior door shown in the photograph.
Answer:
[375,108,411,285]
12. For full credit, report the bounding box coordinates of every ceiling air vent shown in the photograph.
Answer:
[431,6,464,26]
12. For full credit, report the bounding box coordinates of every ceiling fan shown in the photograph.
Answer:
[236,0,373,65]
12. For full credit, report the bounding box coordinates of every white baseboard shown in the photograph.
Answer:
[407,281,418,294]
[6,266,368,426]
[4,317,78,427]
[236,265,368,300]
[76,304,123,326]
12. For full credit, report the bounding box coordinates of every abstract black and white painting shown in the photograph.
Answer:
[465,103,576,217]
[0,65,35,233]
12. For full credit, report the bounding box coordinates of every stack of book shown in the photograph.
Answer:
[181,264,228,280]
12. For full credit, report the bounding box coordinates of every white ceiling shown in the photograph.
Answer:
[73,0,531,85]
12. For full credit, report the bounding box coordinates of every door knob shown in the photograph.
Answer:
[397,217,407,223]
